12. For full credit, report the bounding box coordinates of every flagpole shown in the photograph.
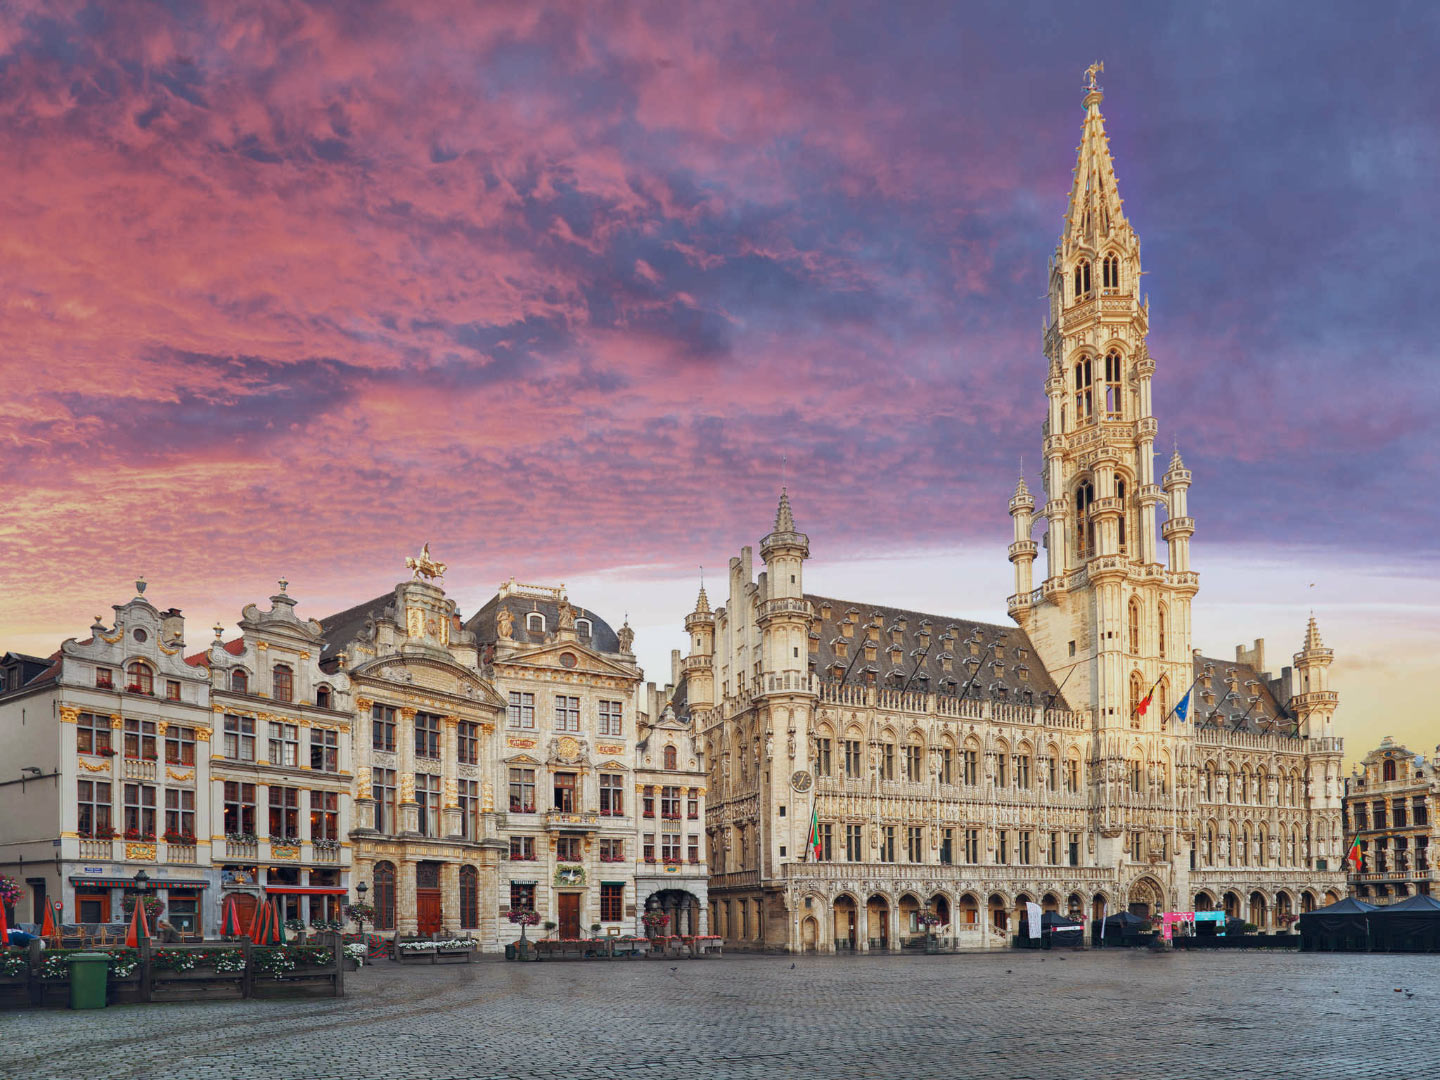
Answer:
[1129,670,1166,724]
[1159,670,1203,726]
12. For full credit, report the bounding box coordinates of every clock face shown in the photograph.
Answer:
[791,770,813,792]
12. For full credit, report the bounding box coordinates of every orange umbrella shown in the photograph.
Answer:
[245,896,263,941]
[40,901,56,938]
[0,894,9,941]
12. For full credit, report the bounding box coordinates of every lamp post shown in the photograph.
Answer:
[133,869,149,891]
[354,881,368,937]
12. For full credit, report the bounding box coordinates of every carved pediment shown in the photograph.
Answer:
[498,641,638,680]
[505,753,542,766]
[351,653,506,709]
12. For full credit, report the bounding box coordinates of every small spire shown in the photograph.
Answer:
[1168,446,1186,472]
[1013,474,1030,499]
[1303,613,1325,652]
[695,583,711,614]
[213,623,224,641]
[774,488,795,533]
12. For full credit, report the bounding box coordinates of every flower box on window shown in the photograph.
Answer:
[162,830,196,844]
[123,829,156,842]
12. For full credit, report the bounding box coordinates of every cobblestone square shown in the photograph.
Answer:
[4,950,1437,1080]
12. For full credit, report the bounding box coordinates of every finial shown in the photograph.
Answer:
[405,542,447,582]
[774,488,796,533]
[1084,61,1104,94]
[277,577,289,595]
[213,623,223,640]
[135,575,147,596]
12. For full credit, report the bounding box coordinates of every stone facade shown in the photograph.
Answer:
[697,76,1346,953]
[321,572,509,944]
[0,583,218,932]
[1345,737,1440,903]
[186,582,356,934]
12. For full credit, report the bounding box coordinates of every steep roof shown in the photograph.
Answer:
[317,592,394,664]
[1191,654,1293,733]
[464,593,620,654]
[805,593,1065,708]
[1064,82,1129,246]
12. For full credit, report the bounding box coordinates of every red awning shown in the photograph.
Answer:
[263,887,348,895]
[69,877,208,889]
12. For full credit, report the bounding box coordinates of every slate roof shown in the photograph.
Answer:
[318,592,395,665]
[1190,654,1294,733]
[804,593,1066,708]
[464,594,620,654]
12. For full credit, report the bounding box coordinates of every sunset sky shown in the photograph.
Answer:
[1,3,1435,762]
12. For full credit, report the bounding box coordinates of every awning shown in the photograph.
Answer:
[263,887,348,896]
[69,877,208,889]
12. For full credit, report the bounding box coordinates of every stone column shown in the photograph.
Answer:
[439,861,460,935]
[441,716,462,838]
[398,708,418,834]
[397,859,418,934]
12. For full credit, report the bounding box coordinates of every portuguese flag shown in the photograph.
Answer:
[806,803,822,861]
[1346,837,1364,872]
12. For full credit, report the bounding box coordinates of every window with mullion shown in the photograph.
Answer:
[600,882,623,922]
[124,718,157,761]
[599,773,624,816]
[414,713,441,758]
[660,785,680,819]
[77,780,112,837]
[224,715,256,761]
[907,826,924,862]
[223,781,256,836]
[457,722,479,765]
[123,782,156,838]
[164,789,195,840]
[507,692,534,729]
[371,704,396,752]
[310,728,338,772]
[458,780,480,839]
[372,769,397,834]
[268,786,300,840]
[268,722,299,768]
[844,823,863,861]
[165,726,195,765]
[77,712,112,755]
[554,695,580,733]
[553,772,577,812]
[509,835,535,861]
[598,700,623,736]
[310,790,339,840]
[509,768,535,813]
[416,773,441,837]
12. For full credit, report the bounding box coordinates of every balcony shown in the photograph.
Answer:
[313,845,341,864]
[757,597,813,620]
[165,843,197,865]
[545,809,600,832]
[123,757,158,780]
[79,838,114,860]
[225,838,260,859]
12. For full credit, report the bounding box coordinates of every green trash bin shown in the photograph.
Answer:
[68,952,109,1010]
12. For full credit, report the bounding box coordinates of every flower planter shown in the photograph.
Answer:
[395,947,435,965]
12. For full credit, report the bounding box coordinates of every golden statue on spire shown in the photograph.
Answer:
[406,542,447,582]
[1084,61,1104,92]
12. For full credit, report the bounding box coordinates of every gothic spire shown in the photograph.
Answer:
[694,583,711,614]
[774,487,795,533]
[1302,613,1325,653]
[1064,64,1128,246]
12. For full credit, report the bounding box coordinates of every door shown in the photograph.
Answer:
[417,889,442,935]
[558,893,581,939]
[232,893,258,934]
[77,893,111,924]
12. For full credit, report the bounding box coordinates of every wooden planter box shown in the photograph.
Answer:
[433,948,474,964]
[395,948,435,965]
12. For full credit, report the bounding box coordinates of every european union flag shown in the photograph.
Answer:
[1174,690,1191,723]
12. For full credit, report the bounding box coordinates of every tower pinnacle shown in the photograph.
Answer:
[774,488,795,534]
[1065,63,1128,246]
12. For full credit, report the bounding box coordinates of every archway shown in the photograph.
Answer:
[898,893,921,942]
[1194,891,1216,912]
[988,893,1008,932]
[1223,891,1241,919]
[648,888,703,936]
[1275,891,1293,925]
[801,916,819,952]
[1066,893,1084,919]
[929,894,951,928]
[1248,891,1268,929]
[1041,892,1060,913]
[866,894,891,950]
[957,893,979,927]
[1301,890,1317,913]
[833,895,858,951]
[1128,877,1163,919]
[1323,889,1341,905]
[1091,894,1109,926]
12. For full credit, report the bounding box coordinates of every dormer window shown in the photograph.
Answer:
[834,639,848,659]
[526,613,546,634]
[230,669,249,694]
[664,745,678,770]
[316,684,332,710]
[575,618,592,640]
[126,661,154,696]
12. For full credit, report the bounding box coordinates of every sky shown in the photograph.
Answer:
[0,2,1436,762]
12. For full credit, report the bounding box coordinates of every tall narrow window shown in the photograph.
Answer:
[272,665,293,703]
[1102,253,1120,289]
[1073,259,1091,298]
[599,773,624,816]
[598,700,623,736]
[78,780,112,838]
[310,728,338,772]
[373,862,396,931]
[507,692,535,729]
[554,695,580,732]
[458,780,480,839]
[372,769,396,834]
[1128,599,1141,654]
[414,712,441,758]
[310,791,339,841]
[1158,605,1168,657]
[1076,482,1096,557]
[164,789,195,842]
[553,772,576,812]
[268,722,299,767]
[457,721,479,765]
[415,774,440,837]
[459,865,479,929]
[663,745,678,770]
[1104,350,1122,416]
[1074,356,1093,420]
[508,768,535,813]
[268,786,300,840]
[223,781,256,836]
[1116,479,1128,553]
[122,783,156,838]
[370,704,396,751]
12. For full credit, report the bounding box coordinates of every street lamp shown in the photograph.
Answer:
[354,881,368,936]
[133,869,149,891]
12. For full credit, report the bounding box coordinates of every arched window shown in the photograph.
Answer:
[373,862,396,931]
[663,745,678,770]
[272,664,293,703]
[1156,679,1168,724]
[1104,349,1122,417]
[1075,481,1096,558]
[1073,259,1092,299]
[1102,253,1120,290]
[575,618,592,640]
[126,661,154,695]
[1157,605,1168,658]
[230,669,249,694]
[1383,759,1397,782]
[315,684,332,710]
[526,613,546,634]
[1073,357,1093,420]
[1129,672,1144,724]
[1128,599,1140,654]
[459,865,479,929]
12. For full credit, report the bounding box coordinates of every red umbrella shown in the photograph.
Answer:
[40,901,56,938]
[124,897,150,948]
[222,896,243,937]
[0,894,9,941]
[245,896,264,941]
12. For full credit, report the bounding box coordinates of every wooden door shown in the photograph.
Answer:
[232,893,258,933]
[417,889,442,935]
[558,893,581,939]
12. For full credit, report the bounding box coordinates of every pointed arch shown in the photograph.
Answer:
[1127,598,1141,654]
[1074,356,1094,421]
[1128,671,1144,724]
[1104,348,1123,418]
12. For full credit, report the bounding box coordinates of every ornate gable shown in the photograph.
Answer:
[496,640,638,683]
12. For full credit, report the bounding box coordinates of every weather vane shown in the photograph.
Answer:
[1084,61,1104,92]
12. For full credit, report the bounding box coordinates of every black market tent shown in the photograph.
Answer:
[1298,896,1377,952]
[1093,910,1151,945]
[1042,911,1085,947]
[1369,893,1440,953]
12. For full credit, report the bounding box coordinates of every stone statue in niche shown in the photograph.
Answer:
[557,600,575,630]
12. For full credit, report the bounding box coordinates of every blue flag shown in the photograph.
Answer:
[1174,690,1191,723]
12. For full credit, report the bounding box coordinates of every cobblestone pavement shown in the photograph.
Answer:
[5,949,1438,1080]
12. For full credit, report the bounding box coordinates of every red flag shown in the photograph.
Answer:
[1135,693,1152,717]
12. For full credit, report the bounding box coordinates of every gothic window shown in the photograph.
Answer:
[1127,599,1140,654]
[1073,259,1092,298]
[1104,349,1122,417]
[1075,481,1096,557]
[1128,672,1144,724]
[1157,605,1168,657]
[1073,356,1093,420]
[1102,253,1120,290]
